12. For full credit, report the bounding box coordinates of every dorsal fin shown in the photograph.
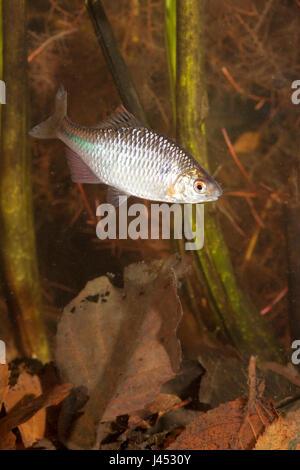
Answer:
[96,105,143,130]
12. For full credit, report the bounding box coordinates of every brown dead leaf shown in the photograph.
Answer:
[255,409,300,450]
[167,396,276,450]
[198,349,300,409]
[29,438,56,450]
[0,364,9,405]
[56,256,184,449]
[198,348,248,407]
[4,371,46,448]
[0,367,16,449]
[0,383,73,447]
[126,394,182,431]
[147,394,182,416]
[0,430,16,450]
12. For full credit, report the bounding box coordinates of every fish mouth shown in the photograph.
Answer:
[203,195,220,203]
[214,180,223,197]
[205,180,223,202]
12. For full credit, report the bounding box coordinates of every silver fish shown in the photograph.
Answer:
[29,88,222,206]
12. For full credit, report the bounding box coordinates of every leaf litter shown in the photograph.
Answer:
[1,257,300,450]
[0,363,72,450]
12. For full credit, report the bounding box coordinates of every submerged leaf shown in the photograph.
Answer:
[255,409,300,450]
[0,364,9,405]
[0,383,73,445]
[167,396,276,450]
[4,371,46,448]
[56,256,184,449]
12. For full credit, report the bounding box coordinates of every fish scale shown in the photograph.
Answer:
[60,122,184,199]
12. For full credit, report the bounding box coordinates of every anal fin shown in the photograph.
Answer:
[107,186,130,207]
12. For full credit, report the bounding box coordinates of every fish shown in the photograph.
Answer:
[29,87,222,206]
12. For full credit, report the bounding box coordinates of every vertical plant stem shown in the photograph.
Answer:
[165,0,176,122]
[0,0,2,134]
[175,0,284,362]
[85,0,148,123]
[0,0,50,362]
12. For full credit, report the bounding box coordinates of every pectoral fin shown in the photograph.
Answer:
[65,147,102,184]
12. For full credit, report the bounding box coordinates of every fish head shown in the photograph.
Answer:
[171,168,222,204]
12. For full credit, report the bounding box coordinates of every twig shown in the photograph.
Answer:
[221,66,268,105]
[77,183,97,224]
[145,84,170,129]
[246,197,265,228]
[47,280,77,294]
[260,287,288,316]
[73,6,87,26]
[217,204,246,237]
[28,29,77,63]
[224,191,257,198]
[49,0,74,18]
[262,362,300,388]
[248,356,257,413]
[253,0,274,34]
[222,128,256,190]
[121,0,137,54]
[243,198,273,265]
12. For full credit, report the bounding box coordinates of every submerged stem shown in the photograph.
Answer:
[0,0,50,362]
[175,0,284,362]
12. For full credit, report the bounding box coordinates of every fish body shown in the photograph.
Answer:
[30,88,222,205]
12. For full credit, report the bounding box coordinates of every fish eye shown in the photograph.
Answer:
[194,180,206,193]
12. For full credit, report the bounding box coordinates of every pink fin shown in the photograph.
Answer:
[65,147,101,184]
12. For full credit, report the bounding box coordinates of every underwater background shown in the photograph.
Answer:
[0,0,300,450]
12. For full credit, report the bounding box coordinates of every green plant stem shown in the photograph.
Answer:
[175,0,284,362]
[0,0,50,362]
[165,0,176,122]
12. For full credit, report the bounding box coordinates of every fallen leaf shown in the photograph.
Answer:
[0,367,15,450]
[0,364,9,405]
[198,348,248,407]
[167,397,276,450]
[30,438,56,450]
[4,371,46,448]
[0,430,16,450]
[127,393,182,430]
[147,394,181,416]
[56,256,184,449]
[153,408,202,440]
[255,409,300,450]
[198,349,300,409]
[0,383,73,445]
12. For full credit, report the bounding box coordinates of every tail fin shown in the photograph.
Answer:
[29,87,67,139]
